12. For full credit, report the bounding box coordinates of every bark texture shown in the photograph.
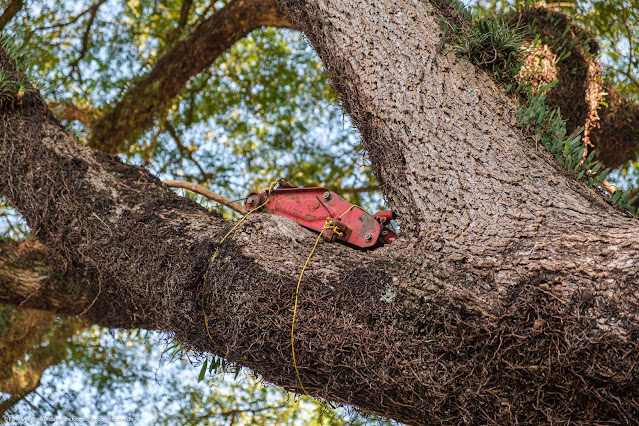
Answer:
[1,0,639,424]
[0,241,94,316]
[88,0,293,154]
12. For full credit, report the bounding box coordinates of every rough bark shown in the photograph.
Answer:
[88,0,294,154]
[0,0,23,32]
[1,1,639,424]
[0,241,87,314]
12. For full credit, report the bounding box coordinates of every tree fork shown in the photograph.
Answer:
[1,0,639,424]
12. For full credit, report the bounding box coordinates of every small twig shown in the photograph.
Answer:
[22,396,37,411]
[36,0,108,31]
[163,180,246,214]
[165,121,213,181]
[33,390,60,414]
[484,46,499,65]
[340,185,380,195]
[144,128,162,166]
[68,0,103,71]
[17,282,45,308]
[619,68,639,94]
[79,274,102,317]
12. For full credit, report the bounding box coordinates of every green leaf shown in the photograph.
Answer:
[538,80,559,94]
[198,359,208,382]
[612,190,622,203]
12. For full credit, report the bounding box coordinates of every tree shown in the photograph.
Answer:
[1,0,639,424]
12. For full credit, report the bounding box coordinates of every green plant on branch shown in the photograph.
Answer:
[0,36,31,102]
[439,4,638,215]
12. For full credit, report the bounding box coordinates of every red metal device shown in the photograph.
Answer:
[244,182,396,250]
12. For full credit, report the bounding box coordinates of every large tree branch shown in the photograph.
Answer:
[0,0,23,32]
[517,8,639,169]
[1,2,639,424]
[49,102,99,126]
[0,241,75,312]
[0,240,157,329]
[88,0,294,154]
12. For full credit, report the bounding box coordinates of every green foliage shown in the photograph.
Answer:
[517,83,606,180]
[144,27,377,210]
[566,0,639,101]
[4,1,380,208]
[515,78,639,214]
[514,80,637,211]
[469,0,639,101]
[441,4,637,214]
[610,188,639,214]
[0,69,29,102]
[0,36,31,102]
[0,35,32,74]
[441,4,525,81]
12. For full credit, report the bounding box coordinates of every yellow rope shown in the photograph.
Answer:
[203,180,282,343]
[202,182,371,395]
[338,204,366,219]
[291,219,344,394]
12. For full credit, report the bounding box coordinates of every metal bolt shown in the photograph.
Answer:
[365,232,374,241]
[246,196,256,205]
[323,191,332,200]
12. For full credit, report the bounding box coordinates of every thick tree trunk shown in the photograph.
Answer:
[1,0,639,424]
